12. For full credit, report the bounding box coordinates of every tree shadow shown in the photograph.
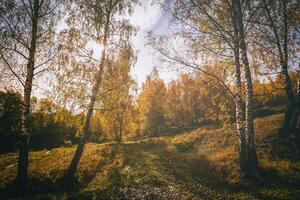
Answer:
[61,144,122,192]
[2,134,299,199]
[245,130,300,199]
[106,141,235,199]
[0,175,59,199]
[62,140,231,199]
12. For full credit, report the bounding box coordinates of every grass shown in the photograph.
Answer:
[0,113,299,199]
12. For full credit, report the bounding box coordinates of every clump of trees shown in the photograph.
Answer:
[136,69,167,135]
[150,0,300,176]
[1,0,300,194]
[135,68,235,135]
[0,90,84,152]
[0,90,21,152]
[1,66,297,149]
[134,68,298,136]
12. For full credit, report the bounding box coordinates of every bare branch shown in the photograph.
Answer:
[155,46,236,102]
[38,2,61,18]
[0,15,30,49]
[33,67,48,76]
[0,54,25,87]
[21,0,33,19]
[34,51,58,69]
[0,43,29,60]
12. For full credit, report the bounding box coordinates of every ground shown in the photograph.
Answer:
[0,113,299,199]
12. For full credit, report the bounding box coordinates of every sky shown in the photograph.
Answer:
[128,1,176,88]
[63,1,176,90]
[27,1,179,97]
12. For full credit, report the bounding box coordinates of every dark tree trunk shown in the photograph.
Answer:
[62,2,112,184]
[263,0,295,135]
[17,0,39,194]
[118,114,123,143]
[281,65,295,134]
[62,56,105,185]
[62,82,98,182]
[280,0,295,135]
[291,65,300,130]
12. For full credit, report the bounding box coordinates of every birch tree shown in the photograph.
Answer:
[234,0,258,171]
[55,0,138,186]
[152,0,259,175]
[0,0,61,193]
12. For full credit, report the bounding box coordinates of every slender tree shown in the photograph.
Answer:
[94,46,137,143]
[258,0,299,135]
[230,1,248,172]
[234,0,258,171]
[291,63,300,129]
[0,0,61,193]
[152,0,259,175]
[56,0,138,185]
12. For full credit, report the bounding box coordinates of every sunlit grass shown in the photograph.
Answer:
[0,112,299,199]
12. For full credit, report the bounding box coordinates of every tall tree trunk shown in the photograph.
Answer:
[63,51,106,182]
[235,0,258,173]
[231,4,247,174]
[118,113,123,143]
[291,64,300,130]
[17,0,39,194]
[62,1,112,183]
[263,0,295,135]
[62,73,101,181]
[281,62,295,134]
[280,0,295,135]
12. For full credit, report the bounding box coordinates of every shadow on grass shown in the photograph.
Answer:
[1,134,299,199]
[254,107,283,118]
[62,141,234,199]
[258,129,300,166]
[0,144,119,199]
[110,141,236,199]
[0,176,59,199]
[246,129,300,200]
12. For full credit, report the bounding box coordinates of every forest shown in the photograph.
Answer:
[0,0,300,199]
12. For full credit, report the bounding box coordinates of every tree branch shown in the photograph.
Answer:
[0,54,25,87]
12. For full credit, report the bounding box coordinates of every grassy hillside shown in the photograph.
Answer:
[0,113,299,199]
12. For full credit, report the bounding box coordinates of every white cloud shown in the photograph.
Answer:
[129,1,176,88]
[130,1,162,30]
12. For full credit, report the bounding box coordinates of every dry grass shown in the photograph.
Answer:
[0,113,299,199]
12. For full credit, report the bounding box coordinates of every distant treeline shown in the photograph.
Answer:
[0,71,295,152]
